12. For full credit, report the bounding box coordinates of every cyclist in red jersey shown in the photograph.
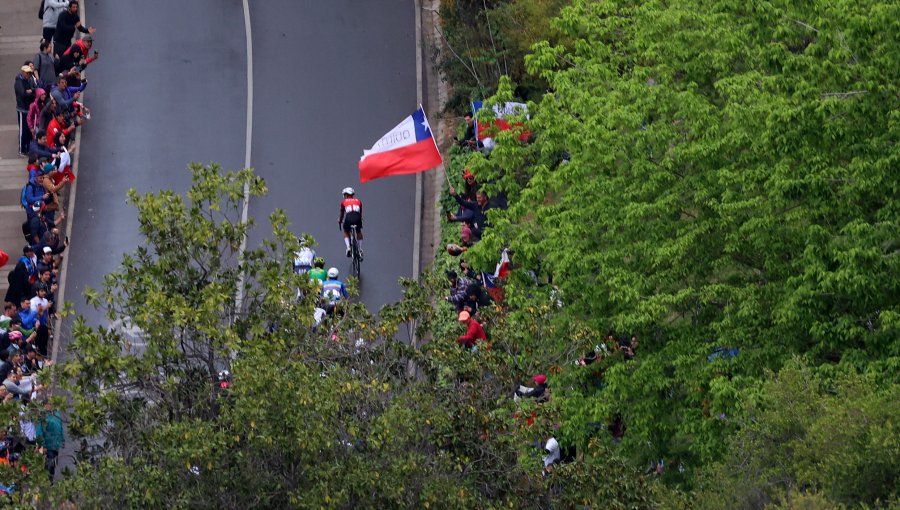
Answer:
[338,187,363,258]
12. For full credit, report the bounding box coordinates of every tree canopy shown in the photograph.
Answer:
[28,0,900,507]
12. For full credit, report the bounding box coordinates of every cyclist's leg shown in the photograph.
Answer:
[342,222,352,255]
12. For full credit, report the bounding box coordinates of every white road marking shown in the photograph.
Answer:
[234,0,254,314]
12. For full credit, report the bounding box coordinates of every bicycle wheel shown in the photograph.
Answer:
[351,238,361,277]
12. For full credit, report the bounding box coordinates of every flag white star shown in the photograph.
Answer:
[420,119,430,133]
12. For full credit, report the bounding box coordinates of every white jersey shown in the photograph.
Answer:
[293,248,315,269]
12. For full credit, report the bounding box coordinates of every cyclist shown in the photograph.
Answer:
[293,238,315,275]
[321,267,349,316]
[308,257,327,284]
[338,187,363,259]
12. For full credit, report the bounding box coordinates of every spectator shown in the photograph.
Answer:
[36,398,65,480]
[29,131,60,160]
[33,40,57,89]
[458,259,477,281]
[3,369,40,402]
[53,1,96,59]
[58,35,97,75]
[41,0,70,44]
[542,437,561,475]
[460,220,477,247]
[27,89,49,139]
[445,270,468,311]
[457,310,487,348]
[461,168,480,201]
[37,248,57,279]
[515,374,548,400]
[49,75,83,113]
[448,189,492,238]
[17,296,39,337]
[0,352,11,382]
[5,247,37,305]
[0,304,17,335]
[46,110,74,149]
[38,228,68,257]
[460,281,493,316]
[456,114,479,149]
[619,335,638,360]
[15,65,38,155]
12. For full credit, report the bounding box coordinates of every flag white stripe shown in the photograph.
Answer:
[362,115,416,158]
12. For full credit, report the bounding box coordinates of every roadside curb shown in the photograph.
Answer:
[51,1,87,361]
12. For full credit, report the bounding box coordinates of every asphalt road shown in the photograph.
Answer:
[64,0,417,334]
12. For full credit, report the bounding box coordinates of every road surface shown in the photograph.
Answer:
[64,0,418,338]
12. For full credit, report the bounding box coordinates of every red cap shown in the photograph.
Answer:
[463,168,474,179]
[533,374,547,385]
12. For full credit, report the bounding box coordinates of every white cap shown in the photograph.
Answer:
[42,246,52,254]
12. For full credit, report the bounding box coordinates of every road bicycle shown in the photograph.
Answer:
[348,225,362,277]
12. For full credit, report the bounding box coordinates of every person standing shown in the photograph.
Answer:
[41,0,70,44]
[15,66,38,155]
[33,40,57,90]
[53,1,96,59]
[36,399,65,481]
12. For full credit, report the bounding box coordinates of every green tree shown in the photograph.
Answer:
[46,164,666,508]
[455,0,899,493]
[696,361,899,509]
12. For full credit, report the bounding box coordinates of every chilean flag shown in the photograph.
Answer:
[359,107,443,183]
[472,101,530,143]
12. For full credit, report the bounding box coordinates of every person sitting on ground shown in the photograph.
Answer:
[515,373,548,400]
[457,310,487,349]
[445,270,469,311]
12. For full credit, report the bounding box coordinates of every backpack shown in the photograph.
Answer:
[20,183,32,209]
[38,0,45,20]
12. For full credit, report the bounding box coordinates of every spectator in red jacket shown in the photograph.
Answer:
[457,311,487,348]
[46,111,73,149]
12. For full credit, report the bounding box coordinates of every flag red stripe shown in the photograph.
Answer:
[358,138,442,183]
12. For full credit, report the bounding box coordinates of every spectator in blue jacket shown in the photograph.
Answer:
[49,75,84,113]
[29,131,60,159]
